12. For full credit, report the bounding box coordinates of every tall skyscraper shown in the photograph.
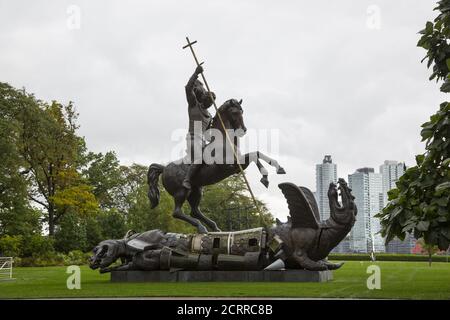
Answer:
[315,155,337,221]
[348,168,385,253]
[379,160,405,207]
[380,160,410,253]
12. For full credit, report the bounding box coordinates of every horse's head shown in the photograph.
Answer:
[214,99,247,137]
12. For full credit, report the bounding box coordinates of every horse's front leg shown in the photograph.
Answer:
[254,151,286,174]
[173,191,208,234]
[242,153,270,188]
[188,187,221,232]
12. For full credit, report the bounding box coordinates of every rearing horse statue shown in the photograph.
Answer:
[147,99,285,233]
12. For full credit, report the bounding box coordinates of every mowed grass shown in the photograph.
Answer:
[0,261,449,299]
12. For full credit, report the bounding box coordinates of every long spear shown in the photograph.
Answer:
[182,37,262,223]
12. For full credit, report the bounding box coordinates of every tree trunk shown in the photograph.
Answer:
[428,252,432,267]
[48,203,55,236]
[48,164,55,236]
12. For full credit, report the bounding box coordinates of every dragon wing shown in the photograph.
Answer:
[278,183,320,229]
[299,186,321,223]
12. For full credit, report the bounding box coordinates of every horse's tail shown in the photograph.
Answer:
[147,163,165,209]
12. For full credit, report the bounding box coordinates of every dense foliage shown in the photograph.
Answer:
[377,1,450,251]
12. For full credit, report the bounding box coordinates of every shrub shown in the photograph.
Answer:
[30,252,66,267]
[66,250,90,265]
[21,234,54,257]
[13,251,91,267]
[0,235,23,257]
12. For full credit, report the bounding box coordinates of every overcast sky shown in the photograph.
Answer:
[0,0,445,220]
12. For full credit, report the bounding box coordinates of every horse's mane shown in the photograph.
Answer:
[211,99,241,129]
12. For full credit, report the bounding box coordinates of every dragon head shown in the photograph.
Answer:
[328,178,357,226]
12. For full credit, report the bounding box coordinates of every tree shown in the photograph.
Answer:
[376,1,450,251]
[85,215,103,251]
[417,238,440,267]
[96,209,127,241]
[0,83,42,236]
[0,235,23,257]
[54,212,88,253]
[116,164,151,215]
[82,151,123,210]
[16,95,98,235]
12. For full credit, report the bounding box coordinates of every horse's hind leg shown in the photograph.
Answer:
[188,187,221,232]
[172,191,208,234]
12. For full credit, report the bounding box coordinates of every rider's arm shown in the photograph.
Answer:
[185,65,203,107]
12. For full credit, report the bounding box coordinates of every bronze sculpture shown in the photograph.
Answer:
[144,39,286,234]
[90,179,356,272]
[90,39,357,277]
[147,85,286,234]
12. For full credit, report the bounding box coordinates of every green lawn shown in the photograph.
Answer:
[1,261,449,299]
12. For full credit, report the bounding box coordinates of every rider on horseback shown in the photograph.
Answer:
[182,65,216,190]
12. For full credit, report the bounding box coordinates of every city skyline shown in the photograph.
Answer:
[314,155,409,254]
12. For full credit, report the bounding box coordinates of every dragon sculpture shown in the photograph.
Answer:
[90,178,356,273]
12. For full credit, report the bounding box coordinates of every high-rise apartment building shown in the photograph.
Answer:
[379,160,412,253]
[379,160,405,207]
[348,168,385,253]
[315,155,337,221]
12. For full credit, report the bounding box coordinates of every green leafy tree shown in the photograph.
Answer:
[15,94,98,235]
[417,0,450,92]
[97,209,127,240]
[50,167,99,224]
[83,151,123,210]
[84,210,127,251]
[116,164,151,214]
[0,83,41,236]
[417,238,440,266]
[54,212,88,253]
[85,215,104,250]
[0,235,23,257]
[377,1,450,251]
